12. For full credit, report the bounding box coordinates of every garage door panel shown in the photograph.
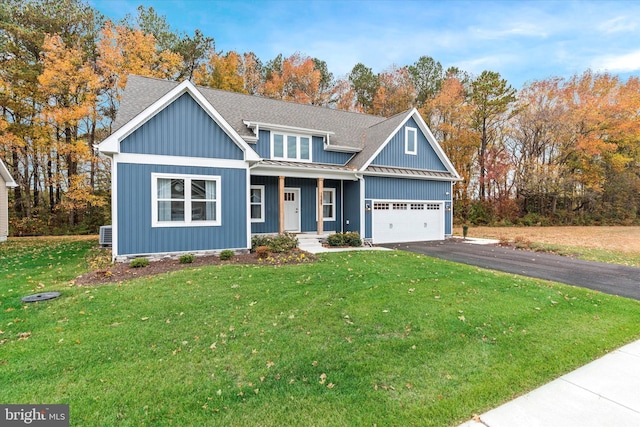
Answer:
[373,201,443,244]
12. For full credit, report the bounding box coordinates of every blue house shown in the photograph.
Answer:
[98,75,461,260]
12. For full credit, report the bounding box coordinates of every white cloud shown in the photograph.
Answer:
[597,16,637,34]
[593,50,640,73]
[470,22,548,40]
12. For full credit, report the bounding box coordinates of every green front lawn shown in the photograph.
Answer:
[2,238,640,426]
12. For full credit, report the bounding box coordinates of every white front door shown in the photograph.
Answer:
[284,188,300,232]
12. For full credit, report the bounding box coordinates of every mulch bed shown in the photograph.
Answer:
[74,250,317,286]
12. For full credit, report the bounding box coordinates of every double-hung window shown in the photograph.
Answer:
[152,173,221,227]
[250,185,265,222]
[316,188,336,221]
[405,127,417,155]
[272,132,311,162]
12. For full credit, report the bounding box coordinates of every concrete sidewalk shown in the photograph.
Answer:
[459,339,640,427]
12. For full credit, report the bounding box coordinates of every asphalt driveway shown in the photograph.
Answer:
[382,239,640,301]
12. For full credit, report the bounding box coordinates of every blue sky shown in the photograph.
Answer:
[89,0,640,89]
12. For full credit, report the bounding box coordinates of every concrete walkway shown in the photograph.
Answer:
[296,233,390,254]
[459,339,640,427]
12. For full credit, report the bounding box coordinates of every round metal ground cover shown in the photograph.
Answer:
[22,292,61,303]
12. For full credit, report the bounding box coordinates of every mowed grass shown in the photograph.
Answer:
[2,238,640,426]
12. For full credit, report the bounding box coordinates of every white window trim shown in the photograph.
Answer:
[151,173,221,227]
[250,185,265,223]
[316,187,336,221]
[270,132,313,162]
[405,127,417,155]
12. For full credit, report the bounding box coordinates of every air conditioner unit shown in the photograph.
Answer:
[99,225,112,247]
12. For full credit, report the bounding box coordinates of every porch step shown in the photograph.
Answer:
[296,234,327,254]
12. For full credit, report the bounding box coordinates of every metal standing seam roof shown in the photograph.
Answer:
[258,159,356,172]
[365,165,460,180]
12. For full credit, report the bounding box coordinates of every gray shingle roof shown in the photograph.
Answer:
[113,75,386,151]
[109,75,458,180]
[347,111,410,170]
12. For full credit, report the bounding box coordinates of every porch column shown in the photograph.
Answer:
[317,177,324,235]
[278,175,285,234]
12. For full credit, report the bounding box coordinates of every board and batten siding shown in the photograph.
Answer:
[121,93,244,160]
[342,180,360,233]
[254,130,353,165]
[249,175,279,234]
[250,176,342,234]
[364,176,453,237]
[0,179,8,241]
[117,163,248,256]
[370,118,448,171]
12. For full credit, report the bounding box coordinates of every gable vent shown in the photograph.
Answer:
[99,225,112,247]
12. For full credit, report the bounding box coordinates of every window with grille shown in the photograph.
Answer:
[152,173,220,227]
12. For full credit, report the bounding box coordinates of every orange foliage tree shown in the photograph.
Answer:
[262,53,322,104]
[193,50,246,93]
[372,65,416,116]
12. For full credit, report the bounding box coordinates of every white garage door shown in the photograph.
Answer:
[372,201,444,244]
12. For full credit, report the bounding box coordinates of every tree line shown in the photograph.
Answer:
[1,0,639,235]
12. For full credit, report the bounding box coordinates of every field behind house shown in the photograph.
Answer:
[454,226,640,253]
[2,237,640,426]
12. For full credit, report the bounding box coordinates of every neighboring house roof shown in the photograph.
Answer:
[0,158,17,187]
[105,75,461,180]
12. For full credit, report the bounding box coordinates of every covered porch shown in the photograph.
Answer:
[249,161,361,236]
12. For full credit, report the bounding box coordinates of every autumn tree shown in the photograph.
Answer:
[96,20,183,125]
[310,58,336,106]
[559,71,640,219]
[39,33,104,225]
[240,52,263,95]
[0,0,104,228]
[194,50,246,92]
[348,63,379,113]
[408,56,444,108]
[125,6,213,80]
[509,78,569,216]
[422,76,477,216]
[372,65,416,116]
[469,71,516,201]
[262,53,322,104]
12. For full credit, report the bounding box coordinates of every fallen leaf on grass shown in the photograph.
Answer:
[319,373,327,385]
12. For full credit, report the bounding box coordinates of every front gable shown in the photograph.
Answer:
[98,80,260,162]
[121,93,243,160]
[369,116,448,171]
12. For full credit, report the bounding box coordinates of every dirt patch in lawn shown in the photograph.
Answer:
[454,226,640,253]
[75,250,316,286]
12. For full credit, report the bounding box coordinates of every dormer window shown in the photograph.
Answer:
[271,132,312,162]
[405,127,417,155]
